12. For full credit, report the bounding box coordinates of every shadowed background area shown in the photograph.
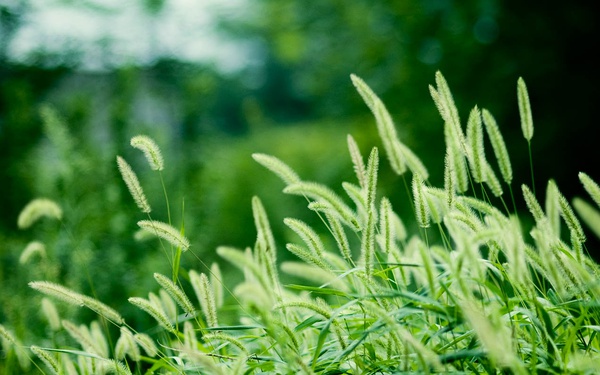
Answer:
[1,0,599,359]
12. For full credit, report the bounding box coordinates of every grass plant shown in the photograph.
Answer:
[2,71,600,374]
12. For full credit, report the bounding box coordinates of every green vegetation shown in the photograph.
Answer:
[2,71,600,374]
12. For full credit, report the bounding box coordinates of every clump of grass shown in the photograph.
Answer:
[3,72,600,374]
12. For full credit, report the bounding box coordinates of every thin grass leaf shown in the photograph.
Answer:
[252,153,301,186]
[138,220,190,251]
[482,108,513,184]
[130,135,164,171]
[517,77,534,141]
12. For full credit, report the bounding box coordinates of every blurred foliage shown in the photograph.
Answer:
[218,0,599,194]
[1,0,599,367]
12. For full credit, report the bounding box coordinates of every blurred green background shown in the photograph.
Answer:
[1,0,599,361]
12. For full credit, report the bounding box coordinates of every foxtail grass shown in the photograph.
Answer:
[10,71,600,375]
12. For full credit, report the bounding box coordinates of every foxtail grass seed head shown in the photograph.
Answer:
[29,281,84,307]
[62,320,102,356]
[130,135,164,171]
[133,333,158,357]
[325,213,352,262]
[153,272,195,316]
[30,345,61,375]
[19,241,46,264]
[445,122,469,193]
[484,162,503,197]
[190,270,218,327]
[284,217,326,258]
[41,298,61,331]
[182,320,198,351]
[210,262,224,309]
[466,105,485,183]
[29,281,124,324]
[351,74,407,175]
[137,220,190,251]
[252,153,301,186]
[252,196,278,288]
[128,297,175,333]
[17,198,62,229]
[482,108,513,184]
[521,184,545,223]
[433,71,466,151]
[79,295,125,325]
[545,180,561,236]
[573,197,600,239]
[284,181,360,230]
[579,172,600,208]
[412,173,430,228]
[117,156,151,213]
[347,134,366,188]
[556,187,586,245]
[397,142,429,180]
[0,324,17,346]
[118,327,141,362]
[517,77,534,141]
[378,197,394,254]
[158,289,177,322]
[444,150,455,207]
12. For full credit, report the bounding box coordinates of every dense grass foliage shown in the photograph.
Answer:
[2,72,600,374]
